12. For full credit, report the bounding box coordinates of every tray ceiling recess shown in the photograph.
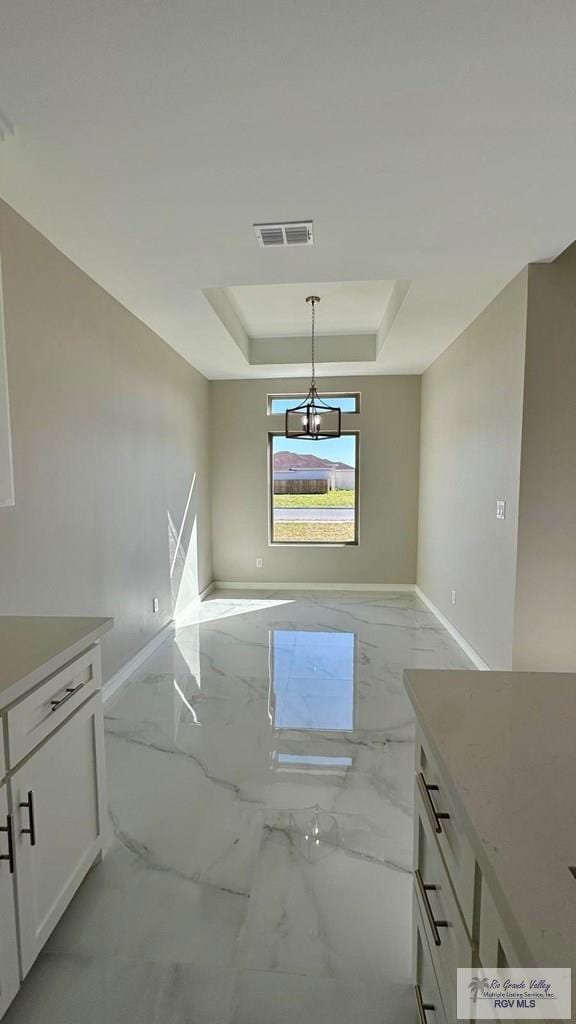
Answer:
[202,280,411,369]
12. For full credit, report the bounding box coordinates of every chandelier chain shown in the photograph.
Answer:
[284,294,340,439]
[311,297,316,386]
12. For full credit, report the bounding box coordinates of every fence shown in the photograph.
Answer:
[273,479,330,495]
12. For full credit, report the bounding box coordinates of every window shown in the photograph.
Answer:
[269,431,359,545]
[268,392,359,415]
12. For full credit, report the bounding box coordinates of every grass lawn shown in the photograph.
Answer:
[273,489,355,508]
[273,521,355,543]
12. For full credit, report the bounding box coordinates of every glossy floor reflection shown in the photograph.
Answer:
[4,590,472,1024]
[271,629,357,731]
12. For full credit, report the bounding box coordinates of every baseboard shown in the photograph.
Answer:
[198,581,215,601]
[103,620,175,702]
[414,586,490,671]
[213,581,416,592]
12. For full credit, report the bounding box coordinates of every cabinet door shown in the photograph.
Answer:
[0,783,20,1014]
[11,696,106,977]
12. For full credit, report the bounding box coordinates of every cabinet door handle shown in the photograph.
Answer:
[50,682,84,711]
[417,771,450,835]
[0,814,15,873]
[20,790,37,846]
[415,868,449,946]
[415,984,435,1023]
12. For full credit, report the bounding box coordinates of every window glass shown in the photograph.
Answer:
[268,394,359,415]
[270,432,358,545]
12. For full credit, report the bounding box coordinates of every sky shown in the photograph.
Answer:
[270,396,357,414]
[272,434,357,466]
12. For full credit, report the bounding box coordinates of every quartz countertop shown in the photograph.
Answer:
[0,616,113,710]
[404,669,576,976]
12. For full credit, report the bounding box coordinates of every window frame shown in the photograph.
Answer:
[268,430,360,547]
[266,392,360,415]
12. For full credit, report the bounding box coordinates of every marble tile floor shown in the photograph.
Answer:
[4,590,472,1024]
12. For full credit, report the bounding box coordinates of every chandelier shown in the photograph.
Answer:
[284,296,342,440]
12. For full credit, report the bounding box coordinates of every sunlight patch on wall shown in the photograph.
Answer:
[169,473,200,621]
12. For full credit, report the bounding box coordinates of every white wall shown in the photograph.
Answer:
[417,271,528,668]
[0,199,212,679]
[334,469,355,489]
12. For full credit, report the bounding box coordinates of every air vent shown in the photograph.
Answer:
[254,221,314,248]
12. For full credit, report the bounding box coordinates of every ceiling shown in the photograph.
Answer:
[1,1,576,380]
[226,282,395,338]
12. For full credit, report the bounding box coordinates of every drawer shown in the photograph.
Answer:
[415,784,473,1023]
[414,897,448,1024]
[416,727,476,935]
[7,645,101,768]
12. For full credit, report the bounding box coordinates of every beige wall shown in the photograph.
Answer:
[0,200,212,679]
[417,272,528,668]
[210,375,420,585]
[513,245,576,671]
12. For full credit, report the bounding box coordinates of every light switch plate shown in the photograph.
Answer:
[496,500,506,521]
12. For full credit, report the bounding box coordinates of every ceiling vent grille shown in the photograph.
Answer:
[254,221,314,248]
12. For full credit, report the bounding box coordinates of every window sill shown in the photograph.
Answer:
[268,542,358,549]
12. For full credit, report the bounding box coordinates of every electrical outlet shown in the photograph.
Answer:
[152,597,159,613]
[496,499,506,521]
[256,558,263,569]
[451,589,456,606]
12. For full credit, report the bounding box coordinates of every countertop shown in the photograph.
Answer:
[404,669,576,975]
[0,616,113,710]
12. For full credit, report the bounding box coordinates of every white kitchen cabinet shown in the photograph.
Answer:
[11,696,106,977]
[0,783,19,1016]
[0,617,112,1021]
[406,671,572,1024]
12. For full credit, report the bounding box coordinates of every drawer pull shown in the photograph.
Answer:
[417,771,450,834]
[50,682,84,712]
[0,814,15,873]
[415,868,449,946]
[415,984,435,1023]
[20,790,37,846]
